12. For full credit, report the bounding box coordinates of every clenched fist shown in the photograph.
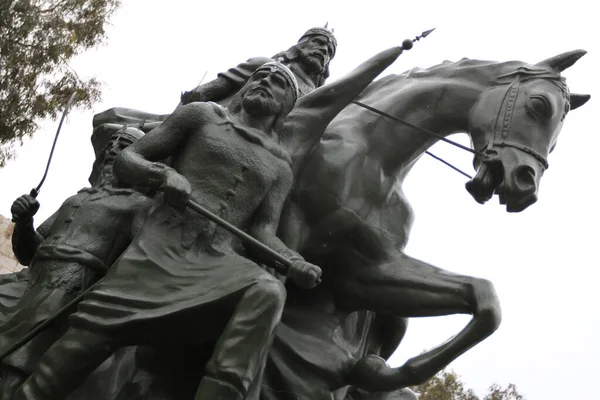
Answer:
[11,194,40,223]
[288,260,322,289]
[162,170,191,211]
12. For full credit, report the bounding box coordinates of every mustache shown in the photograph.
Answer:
[310,52,326,63]
[248,85,273,97]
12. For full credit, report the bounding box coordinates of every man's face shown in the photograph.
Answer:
[242,69,291,116]
[103,133,141,166]
[298,35,333,74]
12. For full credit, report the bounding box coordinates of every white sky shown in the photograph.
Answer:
[0,1,598,398]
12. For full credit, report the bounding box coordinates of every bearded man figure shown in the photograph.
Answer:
[0,127,154,398]
[13,62,322,400]
[180,25,336,106]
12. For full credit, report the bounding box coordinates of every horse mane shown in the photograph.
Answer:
[365,57,567,97]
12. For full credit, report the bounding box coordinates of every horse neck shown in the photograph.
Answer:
[364,75,487,181]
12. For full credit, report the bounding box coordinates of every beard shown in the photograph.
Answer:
[242,90,282,116]
[298,49,326,75]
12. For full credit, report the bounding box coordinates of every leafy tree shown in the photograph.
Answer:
[412,369,525,400]
[412,369,478,400]
[0,0,121,166]
[483,383,524,400]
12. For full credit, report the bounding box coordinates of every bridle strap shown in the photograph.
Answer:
[491,140,549,170]
[481,75,550,171]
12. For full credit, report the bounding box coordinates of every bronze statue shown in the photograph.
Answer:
[0,127,154,398]
[1,25,591,399]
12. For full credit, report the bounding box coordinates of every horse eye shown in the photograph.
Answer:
[528,95,552,118]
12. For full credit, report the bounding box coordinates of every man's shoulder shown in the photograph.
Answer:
[177,101,214,114]
[273,155,293,181]
[175,101,225,124]
[245,56,273,66]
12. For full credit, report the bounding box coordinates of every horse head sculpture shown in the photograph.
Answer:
[466,49,590,212]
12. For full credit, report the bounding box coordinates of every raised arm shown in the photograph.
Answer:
[10,194,58,265]
[12,221,43,266]
[113,103,206,191]
[283,46,403,176]
[249,165,321,288]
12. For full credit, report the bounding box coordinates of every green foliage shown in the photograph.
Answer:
[412,370,478,400]
[412,370,525,400]
[483,383,524,400]
[0,0,121,166]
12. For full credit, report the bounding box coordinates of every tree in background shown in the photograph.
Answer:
[412,369,525,400]
[484,383,524,400]
[0,0,121,167]
[412,369,478,400]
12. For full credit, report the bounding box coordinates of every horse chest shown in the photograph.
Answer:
[296,141,413,253]
[302,142,392,211]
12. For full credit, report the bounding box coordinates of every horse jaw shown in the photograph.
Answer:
[465,162,503,206]
[466,151,542,213]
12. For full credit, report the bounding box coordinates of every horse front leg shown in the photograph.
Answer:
[335,252,501,392]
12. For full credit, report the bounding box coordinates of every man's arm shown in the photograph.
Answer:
[12,221,43,266]
[10,195,58,265]
[180,77,235,106]
[283,46,403,177]
[180,57,272,106]
[249,166,298,257]
[249,165,321,288]
[114,103,207,190]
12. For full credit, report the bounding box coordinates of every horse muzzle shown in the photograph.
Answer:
[466,146,542,212]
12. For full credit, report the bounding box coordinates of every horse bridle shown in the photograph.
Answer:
[356,72,553,179]
[479,74,550,171]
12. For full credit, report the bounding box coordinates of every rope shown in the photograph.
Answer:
[352,100,476,179]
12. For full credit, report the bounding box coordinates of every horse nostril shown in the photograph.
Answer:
[514,166,536,190]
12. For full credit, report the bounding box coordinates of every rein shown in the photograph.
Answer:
[353,100,480,179]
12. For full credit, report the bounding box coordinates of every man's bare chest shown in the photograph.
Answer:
[176,122,281,190]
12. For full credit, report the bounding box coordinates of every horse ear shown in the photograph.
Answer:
[569,93,590,110]
[535,49,587,72]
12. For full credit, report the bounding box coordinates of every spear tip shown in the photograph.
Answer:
[422,28,436,38]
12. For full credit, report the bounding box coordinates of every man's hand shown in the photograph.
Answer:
[162,170,191,211]
[288,260,322,289]
[11,194,40,223]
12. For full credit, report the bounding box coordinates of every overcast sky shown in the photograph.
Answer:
[0,1,597,398]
